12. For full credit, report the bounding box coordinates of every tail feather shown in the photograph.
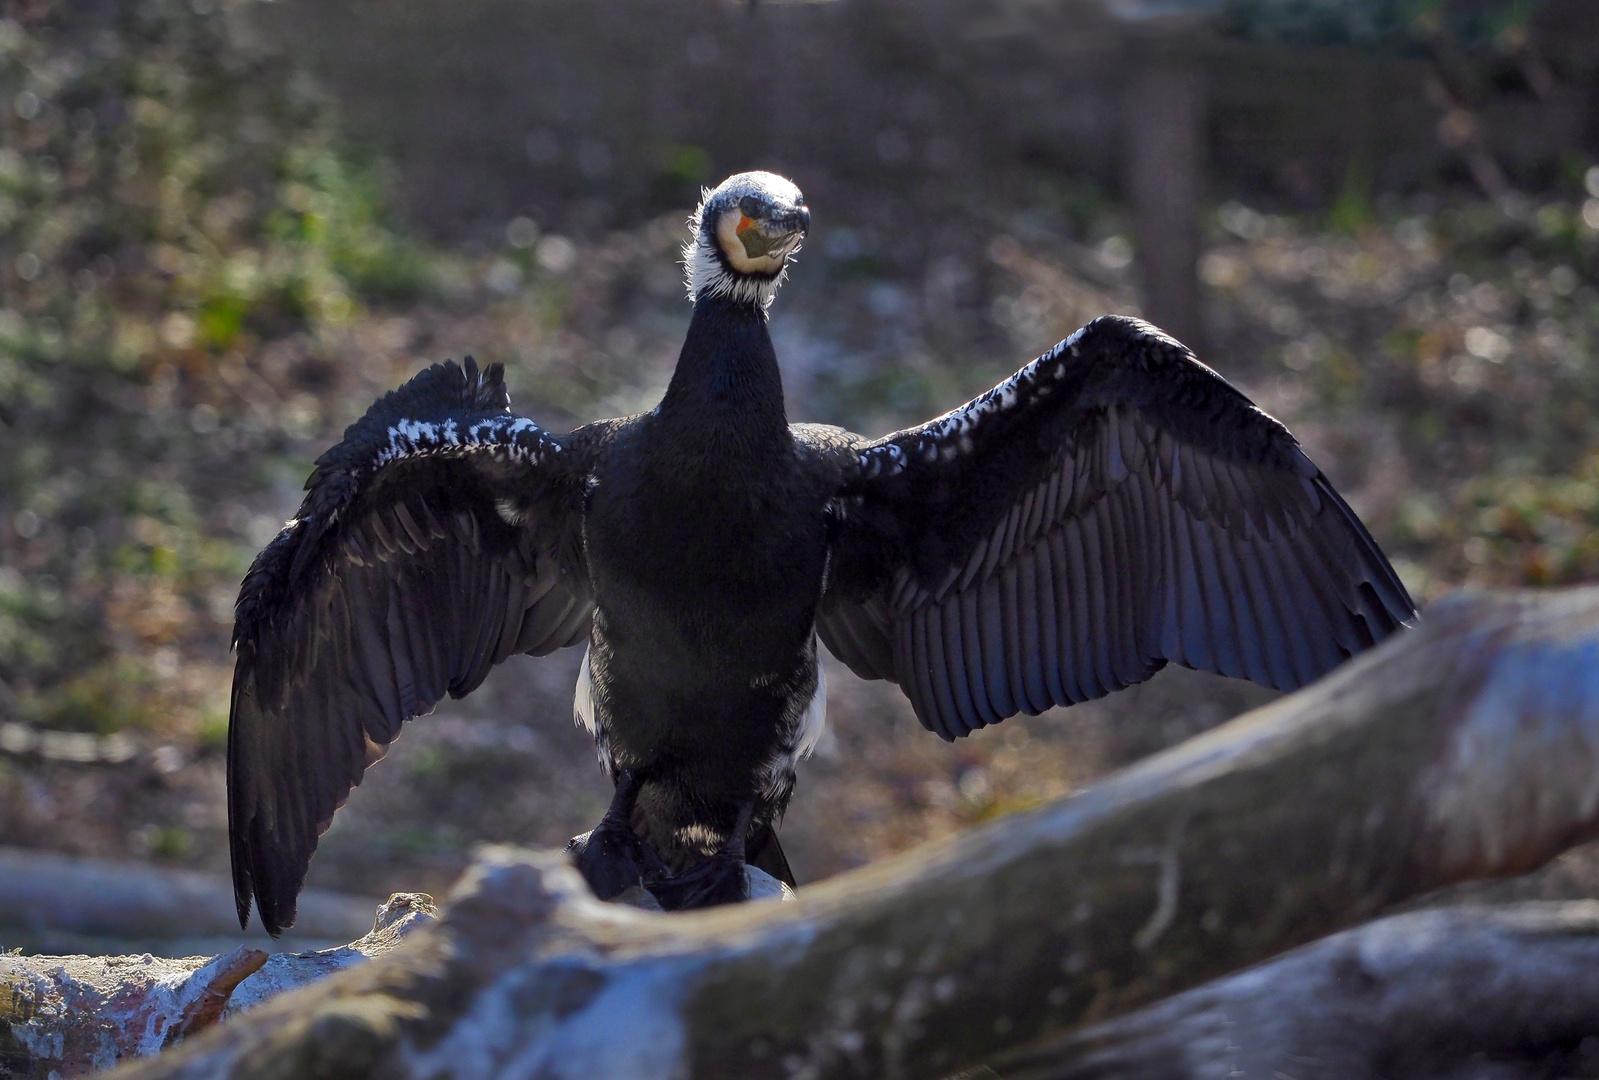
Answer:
[746,821,795,887]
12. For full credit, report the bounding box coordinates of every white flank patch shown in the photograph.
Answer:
[675,822,722,851]
[573,646,596,736]
[761,649,826,801]
[794,657,827,760]
[494,498,525,526]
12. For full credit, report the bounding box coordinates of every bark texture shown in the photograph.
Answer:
[1009,900,1599,1079]
[0,893,435,1078]
[95,587,1599,1080]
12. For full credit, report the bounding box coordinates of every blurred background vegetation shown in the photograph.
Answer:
[4,0,1599,950]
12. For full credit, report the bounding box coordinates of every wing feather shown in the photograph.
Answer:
[855,600,897,679]
[936,607,970,738]
[959,588,998,725]
[1102,493,1138,685]
[978,576,1010,717]
[1211,521,1266,684]
[1015,550,1046,714]
[1036,532,1066,707]
[229,358,600,934]
[1060,518,1093,699]
[816,601,874,678]
[1048,530,1083,703]
[824,315,1416,739]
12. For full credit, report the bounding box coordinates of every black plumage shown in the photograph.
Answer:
[228,172,1415,934]
[821,318,1412,740]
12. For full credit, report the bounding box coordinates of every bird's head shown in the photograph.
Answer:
[684,171,809,312]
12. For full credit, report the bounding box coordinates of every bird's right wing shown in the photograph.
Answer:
[819,316,1417,741]
[229,358,607,935]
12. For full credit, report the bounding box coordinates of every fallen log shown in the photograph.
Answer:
[103,586,1599,1080]
[0,846,377,950]
[0,893,436,1079]
[1010,900,1599,1080]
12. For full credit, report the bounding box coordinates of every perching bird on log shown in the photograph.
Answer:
[227,171,1416,934]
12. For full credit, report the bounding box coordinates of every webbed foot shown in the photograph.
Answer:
[565,770,665,901]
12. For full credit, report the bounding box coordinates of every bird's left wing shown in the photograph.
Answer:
[228,357,605,934]
[819,315,1416,741]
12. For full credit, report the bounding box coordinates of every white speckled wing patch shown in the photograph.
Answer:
[370,413,561,473]
[856,323,1093,480]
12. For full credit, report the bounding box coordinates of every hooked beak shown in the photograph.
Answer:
[736,206,809,261]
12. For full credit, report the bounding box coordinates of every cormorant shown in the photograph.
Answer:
[228,171,1416,933]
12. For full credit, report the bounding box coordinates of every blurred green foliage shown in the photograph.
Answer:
[0,2,432,379]
[1219,0,1544,49]
[0,0,434,734]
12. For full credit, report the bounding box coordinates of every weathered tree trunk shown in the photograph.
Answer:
[91,587,1599,1080]
[0,894,436,1079]
[1,947,267,1078]
[1009,900,1599,1079]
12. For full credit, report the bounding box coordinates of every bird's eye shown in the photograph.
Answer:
[739,195,763,219]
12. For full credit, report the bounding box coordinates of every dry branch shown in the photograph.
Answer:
[0,893,436,1078]
[100,586,1599,1080]
[1010,900,1599,1080]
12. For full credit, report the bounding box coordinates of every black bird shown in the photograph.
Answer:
[228,171,1416,933]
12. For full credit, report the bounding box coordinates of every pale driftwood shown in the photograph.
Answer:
[99,587,1599,1080]
[0,946,266,1078]
[221,893,439,1015]
[0,894,436,1079]
[0,846,377,947]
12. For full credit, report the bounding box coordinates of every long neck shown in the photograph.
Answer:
[656,292,787,449]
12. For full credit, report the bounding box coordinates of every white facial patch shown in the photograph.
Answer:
[714,207,790,276]
[683,171,806,311]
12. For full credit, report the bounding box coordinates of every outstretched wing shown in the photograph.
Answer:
[820,315,1416,741]
[229,358,606,934]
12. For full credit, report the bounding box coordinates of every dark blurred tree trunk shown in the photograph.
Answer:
[0,847,375,946]
[1123,49,1206,351]
[1337,53,1375,221]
